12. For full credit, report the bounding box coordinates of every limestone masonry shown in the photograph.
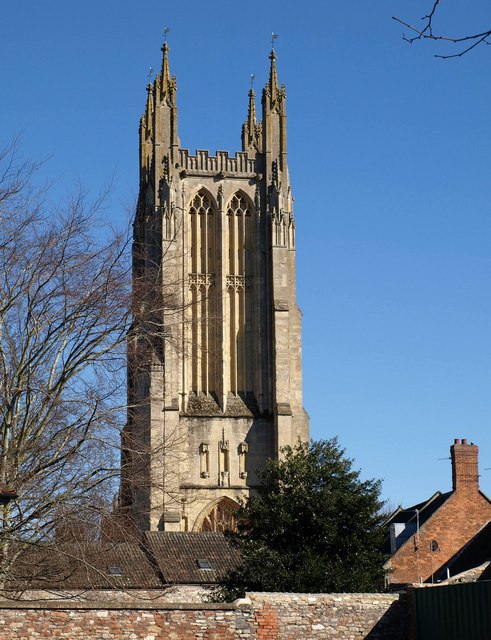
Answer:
[0,592,408,640]
[120,40,309,532]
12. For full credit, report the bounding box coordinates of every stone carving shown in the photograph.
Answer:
[188,272,214,290]
[199,442,210,478]
[226,274,252,292]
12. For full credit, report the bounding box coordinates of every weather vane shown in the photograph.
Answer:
[163,27,170,42]
[271,32,278,50]
[250,74,256,90]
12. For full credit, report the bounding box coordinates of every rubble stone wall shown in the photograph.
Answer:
[0,591,408,639]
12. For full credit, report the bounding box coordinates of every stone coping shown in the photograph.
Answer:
[0,598,243,611]
[0,591,402,610]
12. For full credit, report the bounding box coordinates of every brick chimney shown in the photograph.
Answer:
[451,438,479,494]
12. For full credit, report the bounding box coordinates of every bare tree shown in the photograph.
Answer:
[0,138,132,584]
[0,139,219,593]
[393,1,491,58]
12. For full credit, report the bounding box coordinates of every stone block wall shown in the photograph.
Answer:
[251,593,407,639]
[0,591,408,639]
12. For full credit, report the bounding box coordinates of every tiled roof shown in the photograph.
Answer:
[4,532,241,590]
[6,541,162,590]
[144,532,241,584]
[386,491,452,528]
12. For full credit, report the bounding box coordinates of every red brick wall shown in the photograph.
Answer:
[255,603,279,639]
[0,592,407,640]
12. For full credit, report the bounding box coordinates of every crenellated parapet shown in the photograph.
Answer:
[177,149,257,178]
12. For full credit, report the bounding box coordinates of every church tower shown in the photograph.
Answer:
[121,39,309,532]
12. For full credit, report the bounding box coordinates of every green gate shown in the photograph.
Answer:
[411,582,491,640]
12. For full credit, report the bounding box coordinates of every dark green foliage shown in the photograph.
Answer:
[216,438,387,600]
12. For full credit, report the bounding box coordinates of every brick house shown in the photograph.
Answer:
[385,439,491,589]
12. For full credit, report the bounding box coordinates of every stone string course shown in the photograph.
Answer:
[0,592,408,639]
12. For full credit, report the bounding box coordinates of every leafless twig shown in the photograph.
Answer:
[393,1,491,59]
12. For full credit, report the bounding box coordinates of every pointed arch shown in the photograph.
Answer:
[187,188,219,396]
[225,191,256,396]
[193,496,239,532]
[187,188,218,277]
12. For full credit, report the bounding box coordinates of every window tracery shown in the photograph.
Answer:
[195,497,239,533]
[226,193,255,396]
[188,190,218,396]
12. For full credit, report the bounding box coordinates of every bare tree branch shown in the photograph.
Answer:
[393,1,491,59]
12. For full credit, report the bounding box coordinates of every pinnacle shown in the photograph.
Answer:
[161,42,171,87]
[268,48,280,103]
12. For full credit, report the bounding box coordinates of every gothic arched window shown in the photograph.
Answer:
[194,497,239,533]
[226,193,255,396]
[188,190,218,395]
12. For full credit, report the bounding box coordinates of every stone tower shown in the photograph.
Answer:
[121,39,309,532]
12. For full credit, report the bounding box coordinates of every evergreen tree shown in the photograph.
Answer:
[217,438,387,600]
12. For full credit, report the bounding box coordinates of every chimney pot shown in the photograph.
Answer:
[462,438,468,445]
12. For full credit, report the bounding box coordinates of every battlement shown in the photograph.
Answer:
[178,149,257,177]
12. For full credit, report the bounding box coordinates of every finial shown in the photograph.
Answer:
[147,66,154,85]
[250,74,255,92]
[161,27,170,56]
[271,32,278,51]
[161,28,170,62]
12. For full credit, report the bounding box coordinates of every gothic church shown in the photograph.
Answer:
[121,38,309,532]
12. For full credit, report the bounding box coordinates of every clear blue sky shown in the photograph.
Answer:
[1,0,490,508]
